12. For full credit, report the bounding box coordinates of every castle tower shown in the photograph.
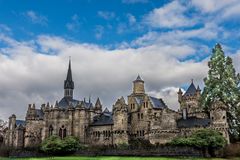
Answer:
[133,75,145,95]
[94,97,102,114]
[210,101,230,143]
[113,97,129,145]
[179,80,202,118]
[64,59,74,99]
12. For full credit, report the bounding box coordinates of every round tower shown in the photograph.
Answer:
[133,75,145,95]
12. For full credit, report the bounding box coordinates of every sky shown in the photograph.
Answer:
[1,0,240,120]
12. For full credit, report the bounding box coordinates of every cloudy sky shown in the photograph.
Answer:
[1,0,240,120]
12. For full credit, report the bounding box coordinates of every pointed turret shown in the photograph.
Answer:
[184,79,197,96]
[64,58,74,99]
[103,108,110,113]
[133,75,145,95]
[95,97,102,113]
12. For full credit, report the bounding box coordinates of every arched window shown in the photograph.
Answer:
[141,113,143,119]
[59,125,67,139]
[49,125,53,136]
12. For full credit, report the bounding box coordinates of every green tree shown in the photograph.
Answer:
[201,43,240,140]
[170,129,227,157]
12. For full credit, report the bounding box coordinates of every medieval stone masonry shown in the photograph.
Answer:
[4,60,230,148]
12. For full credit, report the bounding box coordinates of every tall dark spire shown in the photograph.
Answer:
[64,58,74,98]
[66,58,72,82]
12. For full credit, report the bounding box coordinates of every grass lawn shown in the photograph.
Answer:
[0,156,238,160]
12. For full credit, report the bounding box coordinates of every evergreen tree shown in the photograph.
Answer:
[201,43,240,140]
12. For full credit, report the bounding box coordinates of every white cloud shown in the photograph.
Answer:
[0,34,209,120]
[191,0,238,13]
[149,87,183,111]
[0,24,11,34]
[143,1,195,28]
[95,25,104,39]
[222,3,240,18]
[25,11,48,25]
[66,14,81,32]
[127,13,136,25]
[98,11,115,20]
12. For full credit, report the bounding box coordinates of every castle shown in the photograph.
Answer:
[4,60,230,148]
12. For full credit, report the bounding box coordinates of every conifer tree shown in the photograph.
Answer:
[202,43,240,140]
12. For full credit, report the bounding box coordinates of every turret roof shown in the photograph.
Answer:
[184,80,197,96]
[134,74,144,82]
[64,59,74,89]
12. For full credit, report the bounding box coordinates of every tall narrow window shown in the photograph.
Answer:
[49,125,53,136]
[183,108,187,120]
[141,113,143,119]
[59,125,67,139]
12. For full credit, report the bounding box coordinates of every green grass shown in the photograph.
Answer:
[0,156,237,160]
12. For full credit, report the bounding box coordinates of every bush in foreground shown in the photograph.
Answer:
[40,135,80,155]
[170,129,227,157]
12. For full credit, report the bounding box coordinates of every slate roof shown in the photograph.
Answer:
[149,96,167,109]
[64,59,74,89]
[184,82,197,96]
[135,97,143,105]
[16,120,26,127]
[177,117,210,128]
[91,112,113,126]
[58,97,93,109]
[133,75,144,82]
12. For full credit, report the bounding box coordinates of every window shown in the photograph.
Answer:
[138,113,140,120]
[49,125,53,136]
[59,125,67,139]
[183,108,187,120]
[141,113,143,119]
[146,102,148,108]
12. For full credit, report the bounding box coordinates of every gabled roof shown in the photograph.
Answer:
[91,112,113,126]
[177,117,210,128]
[16,120,26,127]
[103,108,110,113]
[149,96,167,109]
[135,97,143,105]
[184,82,197,96]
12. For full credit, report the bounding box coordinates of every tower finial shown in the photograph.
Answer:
[191,79,194,83]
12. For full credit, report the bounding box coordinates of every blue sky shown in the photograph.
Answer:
[0,0,165,45]
[1,0,240,120]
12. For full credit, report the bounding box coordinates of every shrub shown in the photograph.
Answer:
[169,129,227,157]
[40,135,80,155]
[62,136,80,153]
[40,135,64,155]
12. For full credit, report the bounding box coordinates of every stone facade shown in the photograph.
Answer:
[4,61,230,148]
